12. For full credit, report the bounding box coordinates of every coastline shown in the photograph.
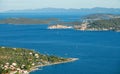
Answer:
[29,58,79,73]
[0,47,79,74]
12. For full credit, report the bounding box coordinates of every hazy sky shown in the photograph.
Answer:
[0,0,120,11]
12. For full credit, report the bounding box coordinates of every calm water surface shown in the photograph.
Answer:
[0,13,120,74]
[0,24,120,74]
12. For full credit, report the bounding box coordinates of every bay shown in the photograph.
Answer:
[0,13,120,74]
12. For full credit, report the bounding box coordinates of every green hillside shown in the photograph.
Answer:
[0,47,73,74]
[88,18,120,31]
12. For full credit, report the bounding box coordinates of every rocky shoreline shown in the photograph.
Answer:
[29,58,79,73]
[48,24,73,29]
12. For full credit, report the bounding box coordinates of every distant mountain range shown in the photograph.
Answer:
[2,7,120,14]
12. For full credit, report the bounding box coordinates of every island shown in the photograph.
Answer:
[0,18,59,25]
[74,18,120,32]
[0,46,78,74]
[74,14,120,32]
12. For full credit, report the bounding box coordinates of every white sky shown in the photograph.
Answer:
[0,0,120,12]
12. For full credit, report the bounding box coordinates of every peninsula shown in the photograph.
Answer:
[47,14,120,32]
[0,47,78,74]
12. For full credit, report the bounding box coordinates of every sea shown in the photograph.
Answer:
[0,13,120,74]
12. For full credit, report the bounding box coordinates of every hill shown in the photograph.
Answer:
[87,18,120,31]
[74,17,120,32]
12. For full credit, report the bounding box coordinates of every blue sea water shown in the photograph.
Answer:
[0,13,120,74]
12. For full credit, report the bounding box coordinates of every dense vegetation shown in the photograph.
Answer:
[88,18,120,31]
[73,14,120,32]
[0,47,69,74]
